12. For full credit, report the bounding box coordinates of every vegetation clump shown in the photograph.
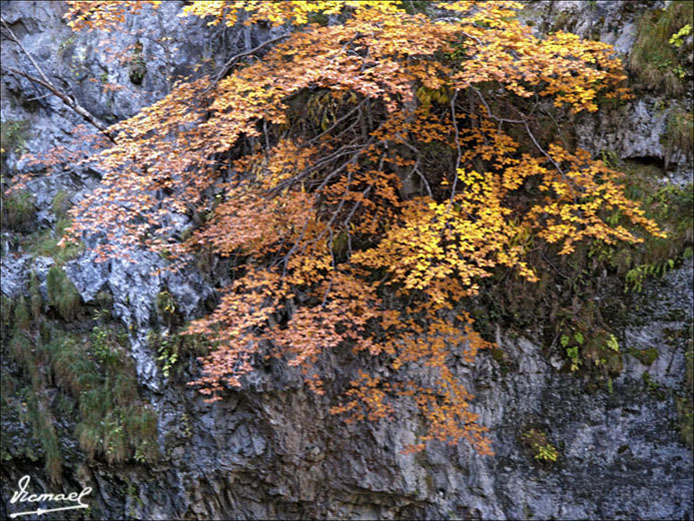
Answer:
[629,0,693,95]
[2,191,36,233]
[1,292,158,481]
[521,428,559,463]
[663,107,694,166]
[46,265,82,322]
[0,119,31,157]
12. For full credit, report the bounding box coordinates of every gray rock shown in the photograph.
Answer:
[0,254,31,298]
[1,1,692,520]
[64,250,109,302]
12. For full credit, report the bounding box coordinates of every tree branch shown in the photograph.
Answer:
[207,34,290,90]
[1,17,116,143]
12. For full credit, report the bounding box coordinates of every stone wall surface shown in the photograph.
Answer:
[1,1,692,519]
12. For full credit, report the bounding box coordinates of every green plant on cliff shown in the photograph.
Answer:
[1,291,159,478]
[663,107,694,165]
[630,0,694,95]
[56,327,159,465]
[0,119,31,157]
[2,191,35,233]
[46,265,82,322]
[21,192,82,264]
[521,428,559,463]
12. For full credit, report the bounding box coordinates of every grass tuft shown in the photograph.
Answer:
[629,1,693,95]
[2,192,36,233]
[22,218,82,266]
[46,266,82,322]
[664,107,694,166]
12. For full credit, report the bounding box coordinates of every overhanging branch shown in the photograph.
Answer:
[1,17,116,143]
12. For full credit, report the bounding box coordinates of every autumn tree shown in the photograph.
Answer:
[24,0,662,454]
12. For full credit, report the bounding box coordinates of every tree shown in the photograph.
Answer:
[40,0,662,454]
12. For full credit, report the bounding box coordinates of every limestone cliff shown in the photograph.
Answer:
[1,2,692,519]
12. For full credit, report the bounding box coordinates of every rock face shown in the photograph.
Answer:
[1,2,692,520]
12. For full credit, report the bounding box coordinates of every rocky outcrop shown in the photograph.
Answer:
[1,2,692,520]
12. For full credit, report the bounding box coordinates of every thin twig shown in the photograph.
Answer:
[1,18,115,143]
[207,34,289,90]
[446,89,462,213]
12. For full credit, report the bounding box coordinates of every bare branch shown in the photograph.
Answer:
[446,89,462,212]
[207,34,290,90]
[1,17,116,143]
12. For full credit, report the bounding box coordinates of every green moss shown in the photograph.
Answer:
[629,1,694,95]
[46,266,82,322]
[307,11,329,25]
[491,348,505,363]
[642,372,666,400]
[629,347,659,366]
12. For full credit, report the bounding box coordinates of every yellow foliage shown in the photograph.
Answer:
[56,0,659,455]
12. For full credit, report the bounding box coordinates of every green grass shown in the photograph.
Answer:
[0,119,31,156]
[2,307,160,474]
[67,323,158,464]
[629,1,694,95]
[2,191,36,233]
[46,266,82,322]
[12,295,31,331]
[24,390,62,483]
[51,190,71,218]
[664,107,694,164]
[29,271,43,322]
[22,217,82,266]
[50,336,101,395]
